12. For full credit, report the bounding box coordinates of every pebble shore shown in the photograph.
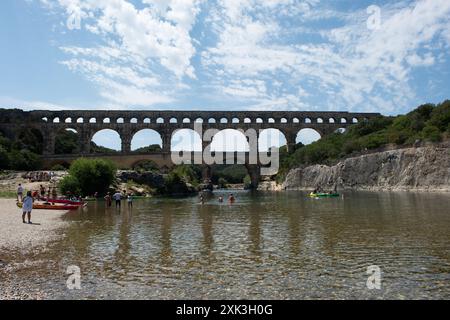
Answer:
[0,199,68,300]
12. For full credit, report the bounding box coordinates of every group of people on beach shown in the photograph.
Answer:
[23,171,54,183]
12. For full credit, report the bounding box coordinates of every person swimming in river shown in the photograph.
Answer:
[228,194,235,203]
[218,196,224,203]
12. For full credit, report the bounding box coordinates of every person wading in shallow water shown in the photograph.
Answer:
[228,193,235,204]
[22,191,34,224]
[127,193,133,208]
[104,192,112,207]
[113,191,122,208]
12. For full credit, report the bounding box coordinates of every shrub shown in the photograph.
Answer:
[342,139,361,154]
[421,125,442,142]
[133,160,159,172]
[170,165,200,185]
[59,175,81,196]
[217,177,228,189]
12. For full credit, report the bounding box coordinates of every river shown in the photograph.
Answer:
[3,190,450,299]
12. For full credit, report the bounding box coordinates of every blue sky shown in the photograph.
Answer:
[0,0,449,149]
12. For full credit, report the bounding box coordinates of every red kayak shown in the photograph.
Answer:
[17,202,82,211]
[43,198,86,206]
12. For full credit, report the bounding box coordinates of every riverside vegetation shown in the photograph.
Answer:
[277,100,450,182]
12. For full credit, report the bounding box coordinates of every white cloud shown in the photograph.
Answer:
[203,0,450,112]
[38,0,205,107]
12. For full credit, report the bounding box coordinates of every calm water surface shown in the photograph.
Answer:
[6,191,450,299]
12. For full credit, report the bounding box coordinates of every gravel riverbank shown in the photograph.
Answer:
[0,199,69,300]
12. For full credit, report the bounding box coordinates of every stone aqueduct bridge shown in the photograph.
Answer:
[0,109,380,184]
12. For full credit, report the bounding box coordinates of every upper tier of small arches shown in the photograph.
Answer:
[43,116,364,125]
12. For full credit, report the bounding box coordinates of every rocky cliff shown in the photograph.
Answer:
[281,145,450,192]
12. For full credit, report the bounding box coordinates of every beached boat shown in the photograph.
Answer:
[16,202,82,211]
[43,198,86,206]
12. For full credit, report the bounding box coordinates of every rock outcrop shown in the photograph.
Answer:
[282,146,450,192]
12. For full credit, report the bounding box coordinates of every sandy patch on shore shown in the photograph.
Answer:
[0,199,69,252]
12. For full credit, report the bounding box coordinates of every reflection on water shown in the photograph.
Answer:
[10,191,450,299]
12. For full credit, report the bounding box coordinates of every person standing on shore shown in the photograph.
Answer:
[17,184,24,202]
[22,191,34,224]
[39,185,45,200]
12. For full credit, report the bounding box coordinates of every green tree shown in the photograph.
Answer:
[59,158,117,196]
[59,175,81,196]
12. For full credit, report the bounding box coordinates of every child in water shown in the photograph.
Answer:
[228,194,235,203]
